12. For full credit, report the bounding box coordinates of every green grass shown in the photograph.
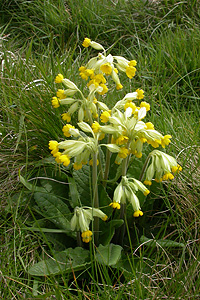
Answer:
[1,0,200,299]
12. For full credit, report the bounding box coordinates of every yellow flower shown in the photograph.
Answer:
[140,137,147,143]
[62,124,75,137]
[92,121,101,133]
[143,189,150,196]
[140,101,150,111]
[56,89,65,99]
[126,66,136,79]
[118,147,129,159]
[155,178,162,183]
[73,162,83,170]
[87,79,99,88]
[59,155,70,167]
[81,230,93,243]
[143,180,152,186]
[93,74,106,84]
[89,159,99,166]
[162,172,174,181]
[100,111,111,123]
[124,102,136,113]
[135,151,142,158]
[55,152,62,163]
[114,68,118,74]
[86,69,94,78]
[61,113,71,123]
[136,88,144,99]
[55,73,64,83]
[100,63,112,75]
[49,140,58,151]
[109,202,121,209]
[98,84,108,95]
[133,210,143,217]
[79,71,89,80]
[116,83,123,90]
[161,135,172,148]
[82,38,91,48]
[145,122,154,130]
[148,139,161,148]
[171,164,182,173]
[115,135,129,145]
[129,60,137,67]
[102,215,108,221]
[51,96,60,108]
[79,66,86,72]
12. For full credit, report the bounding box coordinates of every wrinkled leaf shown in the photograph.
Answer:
[96,243,123,266]
[28,247,90,276]
[20,175,46,192]
[98,185,113,216]
[67,176,80,208]
[34,192,72,234]
[99,219,124,245]
[73,165,91,206]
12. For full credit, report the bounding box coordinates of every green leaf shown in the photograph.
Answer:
[67,176,80,208]
[19,175,46,192]
[107,162,122,184]
[33,192,72,233]
[73,165,91,206]
[99,219,124,245]
[14,114,25,154]
[28,247,90,276]
[140,235,185,248]
[96,243,123,266]
[98,185,113,216]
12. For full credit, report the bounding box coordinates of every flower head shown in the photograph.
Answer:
[100,111,111,123]
[136,88,144,99]
[61,112,71,122]
[51,97,60,108]
[100,63,112,75]
[71,207,107,243]
[55,74,64,83]
[126,66,136,79]
[82,38,91,48]
[144,150,182,184]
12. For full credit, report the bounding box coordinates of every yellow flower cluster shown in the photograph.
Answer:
[70,207,107,243]
[48,38,182,228]
[143,150,182,185]
[79,38,139,92]
[109,176,150,217]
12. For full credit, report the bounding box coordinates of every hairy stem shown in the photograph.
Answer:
[139,154,151,181]
[103,134,112,187]
[92,152,99,245]
[77,231,83,247]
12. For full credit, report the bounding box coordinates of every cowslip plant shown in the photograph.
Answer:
[48,37,182,246]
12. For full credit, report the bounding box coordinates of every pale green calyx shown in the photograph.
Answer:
[71,207,107,233]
